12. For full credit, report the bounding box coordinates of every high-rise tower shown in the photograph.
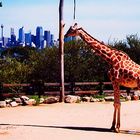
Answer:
[19,27,25,46]
[44,30,51,47]
[10,28,16,46]
[1,24,3,39]
[1,24,4,45]
[25,32,32,47]
[36,26,44,49]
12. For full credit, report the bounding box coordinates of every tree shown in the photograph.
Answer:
[0,57,31,83]
[110,34,140,64]
[64,40,108,82]
[0,34,140,85]
[126,34,140,64]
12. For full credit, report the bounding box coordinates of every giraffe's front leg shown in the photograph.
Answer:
[111,81,121,133]
[111,103,121,132]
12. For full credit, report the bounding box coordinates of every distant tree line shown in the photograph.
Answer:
[0,34,140,84]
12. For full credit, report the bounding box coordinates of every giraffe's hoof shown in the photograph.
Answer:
[115,128,120,133]
[110,126,120,133]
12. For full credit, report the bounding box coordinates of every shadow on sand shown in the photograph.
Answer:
[0,123,140,135]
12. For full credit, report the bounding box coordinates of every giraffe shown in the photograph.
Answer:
[65,23,140,133]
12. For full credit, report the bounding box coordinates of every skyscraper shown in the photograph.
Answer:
[10,28,16,46]
[31,34,36,46]
[25,32,32,47]
[18,27,25,46]
[44,30,51,47]
[1,24,4,45]
[50,34,54,46]
[36,26,44,49]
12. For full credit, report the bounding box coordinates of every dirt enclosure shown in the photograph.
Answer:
[0,101,140,140]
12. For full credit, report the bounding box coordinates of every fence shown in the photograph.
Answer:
[0,82,134,98]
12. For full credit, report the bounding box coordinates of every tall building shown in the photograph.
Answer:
[10,28,16,46]
[36,26,44,49]
[50,34,54,46]
[1,24,4,46]
[44,30,51,47]
[31,34,36,46]
[3,37,9,47]
[18,27,25,46]
[25,32,32,46]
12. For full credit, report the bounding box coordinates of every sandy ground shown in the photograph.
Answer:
[0,101,140,140]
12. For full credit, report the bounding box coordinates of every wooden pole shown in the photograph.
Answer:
[59,0,65,102]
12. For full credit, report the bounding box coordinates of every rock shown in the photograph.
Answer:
[5,99,12,107]
[0,101,6,108]
[10,101,18,107]
[99,98,105,102]
[27,99,36,105]
[13,98,22,104]
[82,96,91,102]
[40,98,45,104]
[104,96,114,102]
[120,98,126,102]
[131,95,139,100]
[21,96,29,101]
[44,97,58,104]
[20,96,29,106]
[125,95,131,101]
[90,97,99,102]
[134,90,140,96]
[65,95,81,103]
[5,99,12,104]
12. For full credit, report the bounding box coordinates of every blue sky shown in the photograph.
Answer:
[0,0,140,42]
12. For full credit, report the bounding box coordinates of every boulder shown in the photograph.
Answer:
[13,98,22,104]
[40,98,45,104]
[134,90,140,96]
[10,101,18,107]
[90,97,99,102]
[21,96,29,101]
[82,96,91,102]
[65,95,81,103]
[131,95,139,100]
[104,96,114,102]
[20,96,29,106]
[5,99,12,104]
[99,98,105,102]
[125,95,131,101]
[27,99,36,105]
[0,101,6,108]
[44,97,58,104]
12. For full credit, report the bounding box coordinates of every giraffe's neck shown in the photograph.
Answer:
[77,28,117,64]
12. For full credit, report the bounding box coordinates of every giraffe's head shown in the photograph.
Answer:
[65,23,79,37]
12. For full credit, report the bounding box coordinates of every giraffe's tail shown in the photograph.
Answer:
[137,77,140,89]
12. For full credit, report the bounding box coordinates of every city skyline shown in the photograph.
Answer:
[0,24,54,41]
[0,25,55,48]
[0,0,140,42]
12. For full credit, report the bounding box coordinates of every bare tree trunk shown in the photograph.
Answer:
[59,0,65,102]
